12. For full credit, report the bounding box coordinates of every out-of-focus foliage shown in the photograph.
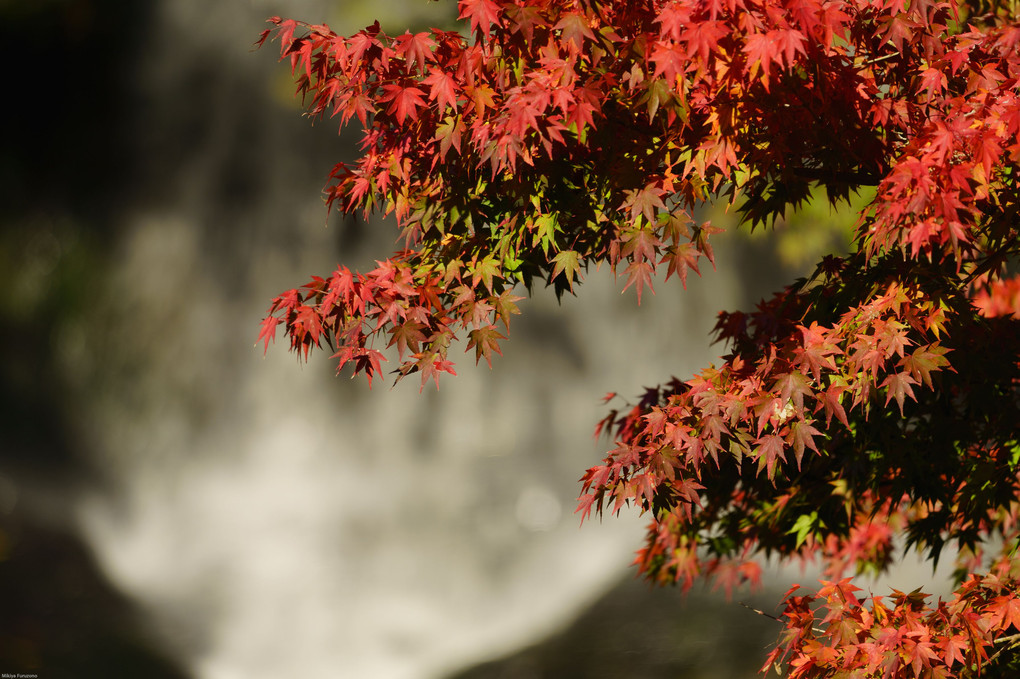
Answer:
[0,2,191,675]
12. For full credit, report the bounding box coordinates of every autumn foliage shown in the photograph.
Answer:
[257,0,1020,674]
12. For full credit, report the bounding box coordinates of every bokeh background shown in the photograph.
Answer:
[0,1,950,678]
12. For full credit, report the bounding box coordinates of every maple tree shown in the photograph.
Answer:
[256,0,1020,675]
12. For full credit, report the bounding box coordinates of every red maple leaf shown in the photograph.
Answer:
[393,31,435,74]
[423,68,459,112]
[379,82,427,124]
[458,0,502,40]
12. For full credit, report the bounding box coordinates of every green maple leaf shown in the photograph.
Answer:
[551,249,582,290]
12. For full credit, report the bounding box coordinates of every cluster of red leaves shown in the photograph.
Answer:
[581,252,1020,587]
[258,0,1020,674]
[256,1,728,387]
[767,569,1020,678]
[258,255,522,387]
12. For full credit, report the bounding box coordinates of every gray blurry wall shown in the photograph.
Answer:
[0,1,825,678]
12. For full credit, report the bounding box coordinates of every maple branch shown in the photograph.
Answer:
[993,633,1020,646]
[861,52,902,66]
[741,600,828,636]
[739,601,782,623]
[983,632,1020,667]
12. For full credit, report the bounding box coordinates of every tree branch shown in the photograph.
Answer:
[984,632,1020,667]
[740,601,783,622]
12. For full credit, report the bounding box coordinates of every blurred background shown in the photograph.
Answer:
[0,1,939,678]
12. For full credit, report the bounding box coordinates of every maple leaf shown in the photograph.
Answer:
[622,186,667,227]
[466,325,506,367]
[939,634,969,669]
[787,511,819,549]
[554,12,595,50]
[987,594,1020,632]
[273,18,299,53]
[469,255,501,294]
[458,0,502,40]
[755,434,787,480]
[620,227,659,263]
[901,344,950,388]
[423,357,458,390]
[621,261,654,304]
[379,82,426,124]
[424,68,459,112]
[880,371,918,416]
[291,305,324,354]
[435,115,464,159]
[774,371,813,413]
[551,249,582,290]
[393,31,435,74]
[491,290,522,330]
[683,19,727,64]
[387,320,426,358]
[743,31,778,88]
[775,29,806,67]
[786,418,821,469]
[505,3,546,43]
[257,314,281,354]
[465,82,496,118]
[919,67,947,99]
[654,4,688,42]
[660,242,701,288]
[531,214,559,254]
[651,42,687,83]
[576,492,600,524]
[878,14,918,54]
[819,384,850,428]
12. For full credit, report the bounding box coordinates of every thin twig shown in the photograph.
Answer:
[983,632,1020,667]
[861,52,902,66]
[740,601,783,622]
